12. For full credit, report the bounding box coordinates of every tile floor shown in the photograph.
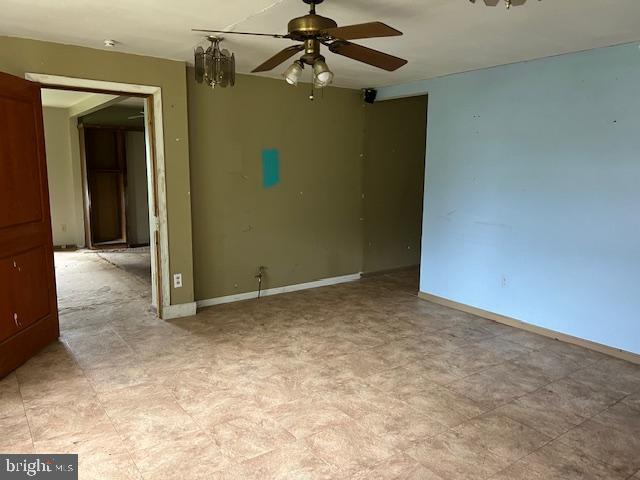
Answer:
[1,252,639,479]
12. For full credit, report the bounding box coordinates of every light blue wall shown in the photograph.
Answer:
[379,43,640,354]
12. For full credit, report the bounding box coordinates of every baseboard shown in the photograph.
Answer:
[53,245,78,251]
[196,273,362,309]
[161,302,197,320]
[418,292,640,365]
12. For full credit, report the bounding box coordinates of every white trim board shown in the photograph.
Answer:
[26,73,172,319]
[196,273,362,309]
[163,302,197,319]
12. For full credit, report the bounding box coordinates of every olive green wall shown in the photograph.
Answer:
[0,36,194,305]
[188,72,365,300]
[362,96,427,273]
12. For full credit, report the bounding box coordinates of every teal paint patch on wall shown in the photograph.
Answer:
[262,149,280,188]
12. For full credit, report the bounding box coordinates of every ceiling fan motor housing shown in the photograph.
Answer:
[287,14,337,41]
[287,13,337,65]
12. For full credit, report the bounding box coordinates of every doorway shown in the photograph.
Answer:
[28,73,170,319]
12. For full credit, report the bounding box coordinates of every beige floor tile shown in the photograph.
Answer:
[18,371,96,407]
[556,418,640,477]
[321,380,408,420]
[355,403,448,450]
[222,440,337,480]
[350,453,444,480]
[570,358,640,397]
[406,430,510,480]
[507,440,627,480]
[34,430,142,480]
[304,420,397,477]
[84,364,155,393]
[0,413,33,452]
[209,415,295,461]
[510,349,585,382]
[129,430,231,479]
[365,363,434,396]
[499,330,559,351]
[623,391,640,412]
[453,412,551,462]
[472,336,535,359]
[540,340,607,365]
[589,401,640,437]
[447,362,551,410]
[494,377,621,437]
[5,254,634,479]
[267,398,352,439]
[398,384,486,428]
[98,384,204,451]
[25,398,113,443]
[0,372,24,418]
[423,346,508,378]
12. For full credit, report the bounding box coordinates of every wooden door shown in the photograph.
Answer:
[83,127,127,246]
[0,72,59,378]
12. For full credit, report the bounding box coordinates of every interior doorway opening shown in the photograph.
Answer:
[32,75,170,324]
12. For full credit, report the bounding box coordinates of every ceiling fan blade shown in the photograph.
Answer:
[322,22,402,40]
[328,41,407,72]
[192,29,289,39]
[252,44,305,73]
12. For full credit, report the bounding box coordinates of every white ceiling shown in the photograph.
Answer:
[4,0,640,89]
[40,89,95,108]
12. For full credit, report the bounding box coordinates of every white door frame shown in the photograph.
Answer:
[26,73,171,318]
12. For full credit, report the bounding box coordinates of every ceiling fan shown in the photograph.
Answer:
[193,0,407,89]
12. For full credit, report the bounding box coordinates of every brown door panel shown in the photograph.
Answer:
[0,96,43,229]
[0,71,59,378]
[0,257,14,343]
[10,247,52,332]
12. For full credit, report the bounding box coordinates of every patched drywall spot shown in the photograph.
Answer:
[262,148,280,189]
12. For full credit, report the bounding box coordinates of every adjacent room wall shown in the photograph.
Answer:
[378,43,640,354]
[42,107,79,247]
[188,72,365,301]
[0,35,194,305]
[362,96,427,274]
[125,131,150,246]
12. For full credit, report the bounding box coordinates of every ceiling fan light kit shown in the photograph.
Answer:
[193,0,407,97]
[284,60,304,85]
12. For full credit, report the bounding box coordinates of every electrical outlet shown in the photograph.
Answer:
[173,273,182,288]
